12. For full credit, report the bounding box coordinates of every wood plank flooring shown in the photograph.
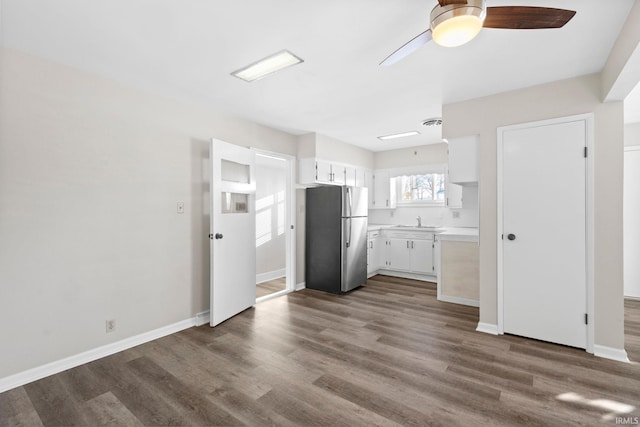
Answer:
[256,277,286,299]
[2,275,640,426]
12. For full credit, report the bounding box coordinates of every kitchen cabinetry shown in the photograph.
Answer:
[371,171,397,209]
[299,158,369,188]
[446,179,463,208]
[367,230,382,277]
[381,231,434,275]
[448,135,479,184]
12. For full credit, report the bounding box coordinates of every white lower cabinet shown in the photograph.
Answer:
[367,231,382,277]
[378,231,435,276]
[409,239,434,275]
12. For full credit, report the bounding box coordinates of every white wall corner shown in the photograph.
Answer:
[476,322,499,335]
[295,281,306,291]
[593,345,631,363]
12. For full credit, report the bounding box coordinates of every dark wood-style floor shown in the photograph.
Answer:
[2,275,640,426]
[256,277,286,299]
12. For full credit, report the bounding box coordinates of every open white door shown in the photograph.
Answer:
[210,139,256,326]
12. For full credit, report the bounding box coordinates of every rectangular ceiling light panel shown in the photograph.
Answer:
[232,50,303,82]
[377,131,420,141]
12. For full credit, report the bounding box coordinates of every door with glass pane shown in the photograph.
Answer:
[210,139,256,326]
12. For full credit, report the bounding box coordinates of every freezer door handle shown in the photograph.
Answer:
[346,186,353,218]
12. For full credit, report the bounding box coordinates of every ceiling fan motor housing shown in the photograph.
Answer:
[430,0,486,47]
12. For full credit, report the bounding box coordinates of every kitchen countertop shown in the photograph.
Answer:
[437,227,479,243]
[368,224,479,242]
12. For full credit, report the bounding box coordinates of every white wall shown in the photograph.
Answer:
[625,122,640,146]
[443,73,625,351]
[302,133,375,169]
[255,158,287,278]
[0,47,297,380]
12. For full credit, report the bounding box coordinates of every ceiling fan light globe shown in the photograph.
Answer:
[432,15,483,47]
[430,0,485,48]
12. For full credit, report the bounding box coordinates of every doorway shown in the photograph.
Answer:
[497,114,594,352]
[254,150,296,301]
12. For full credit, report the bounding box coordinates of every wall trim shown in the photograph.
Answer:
[375,269,437,283]
[476,322,499,335]
[438,295,479,307]
[256,268,286,285]
[0,314,206,394]
[295,281,306,291]
[593,345,630,363]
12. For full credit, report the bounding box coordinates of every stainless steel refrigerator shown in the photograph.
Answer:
[305,186,368,293]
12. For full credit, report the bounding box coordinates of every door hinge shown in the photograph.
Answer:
[584,313,588,325]
[584,147,588,158]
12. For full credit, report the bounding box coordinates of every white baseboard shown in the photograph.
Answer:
[438,295,479,307]
[0,313,207,394]
[375,269,437,283]
[476,322,499,335]
[195,310,210,326]
[256,268,286,284]
[295,281,306,291]
[593,345,630,363]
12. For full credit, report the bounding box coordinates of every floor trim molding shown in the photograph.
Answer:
[438,295,479,307]
[295,281,306,291]
[256,269,286,285]
[0,314,206,393]
[593,345,630,363]
[476,322,499,335]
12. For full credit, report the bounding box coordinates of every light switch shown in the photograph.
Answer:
[177,202,185,214]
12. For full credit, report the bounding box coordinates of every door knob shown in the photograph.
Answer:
[215,233,224,240]
[507,233,516,241]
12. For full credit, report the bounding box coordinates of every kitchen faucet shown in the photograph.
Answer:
[416,216,422,228]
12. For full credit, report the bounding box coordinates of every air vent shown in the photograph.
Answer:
[422,118,443,127]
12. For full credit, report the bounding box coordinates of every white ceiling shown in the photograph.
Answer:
[1,0,636,150]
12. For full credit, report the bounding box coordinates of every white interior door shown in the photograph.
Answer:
[210,139,256,326]
[625,147,640,298]
[501,119,587,349]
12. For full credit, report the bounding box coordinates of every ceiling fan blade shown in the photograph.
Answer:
[380,29,432,66]
[438,0,468,5]
[483,7,576,29]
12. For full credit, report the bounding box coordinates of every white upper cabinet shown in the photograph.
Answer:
[448,135,479,184]
[298,158,368,187]
[371,170,396,209]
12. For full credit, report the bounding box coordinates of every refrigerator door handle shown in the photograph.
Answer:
[346,217,351,248]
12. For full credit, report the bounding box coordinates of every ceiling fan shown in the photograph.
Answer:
[380,0,576,66]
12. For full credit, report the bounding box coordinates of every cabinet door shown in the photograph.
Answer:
[316,160,333,183]
[373,171,396,209]
[355,168,367,188]
[448,135,479,184]
[385,238,411,271]
[447,181,463,208]
[332,164,346,185]
[410,239,434,274]
[344,165,356,187]
[365,170,375,208]
[367,238,381,275]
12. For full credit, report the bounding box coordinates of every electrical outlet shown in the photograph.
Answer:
[177,202,185,214]
[452,211,460,219]
[106,319,116,333]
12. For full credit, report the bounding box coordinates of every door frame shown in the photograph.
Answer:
[496,113,594,354]
[252,148,296,300]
